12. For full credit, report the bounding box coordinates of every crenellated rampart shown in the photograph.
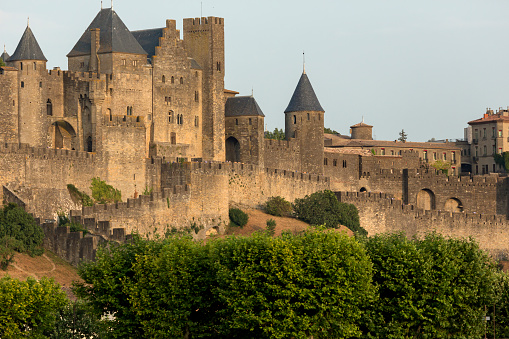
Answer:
[336,191,509,258]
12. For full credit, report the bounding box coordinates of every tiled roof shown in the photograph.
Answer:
[9,26,47,61]
[225,96,265,117]
[189,58,202,70]
[131,28,163,57]
[68,8,146,57]
[468,112,509,125]
[1,49,10,63]
[351,122,373,128]
[324,134,460,150]
[284,72,324,113]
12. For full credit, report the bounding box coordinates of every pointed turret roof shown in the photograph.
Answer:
[9,26,47,61]
[225,96,265,117]
[67,8,147,57]
[284,72,324,113]
[1,45,9,63]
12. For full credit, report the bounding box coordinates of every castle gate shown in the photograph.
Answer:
[416,189,435,210]
[49,121,77,150]
[226,137,240,162]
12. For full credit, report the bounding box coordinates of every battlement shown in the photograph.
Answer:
[183,16,224,28]
[47,69,63,78]
[264,138,299,150]
[65,70,108,82]
[104,114,145,127]
[0,143,96,162]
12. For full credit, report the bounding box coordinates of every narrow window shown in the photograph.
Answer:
[21,81,24,88]
[122,59,126,66]
[324,158,328,166]
[20,62,23,71]
[46,99,53,116]
[195,116,199,127]
[171,76,174,84]
[333,159,337,166]
[217,62,221,72]
[168,110,173,123]
[423,150,427,160]
[307,113,310,120]
[293,115,296,124]
[39,82,42,88]
[180,77,184,84]
[433,152,437,160]
[499,130,502,137]
[235,119,238,126]
[249,118,252,125]
[33,62,36,70]
[381,148,385,155]
[133,60,137,67]
[195,71,198,77]
[343,160,347,168]
[171,132,176,144]
[195,91,199,102]
[162,75,166,83]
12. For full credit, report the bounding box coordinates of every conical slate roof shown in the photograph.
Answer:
[225,96,265,117]
[1,47,9,63]
[9,27,47,61]
[284,72,324,113]
[67,8,146,57]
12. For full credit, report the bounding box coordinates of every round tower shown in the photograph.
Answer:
[9,24,48,147]
[350,120,373,140]
[284,71,324,174]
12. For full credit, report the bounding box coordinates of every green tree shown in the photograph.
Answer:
[47,300,107,339]
[293,190,366,236]
[264,128,285,140]
[0,236,22,270]
[264,196,292,217]
[362,233,498,338]
[67,184,94,206]
[0,203,44,256]
[398,129,408,142]
[431,159,452,175]
[0,276,67,338]
[324,127,340,135]
[90,177,122,204]
[494,152,509,172]
[0,58,5,67]
[211,230,375,338]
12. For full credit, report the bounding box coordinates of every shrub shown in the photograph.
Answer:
[264,196,292,217]
[293,190,367,236]
[0,236,22,270]
[90,177,122,204]
[266,219,276,236]
[0,203,44,256]
[67,184,94,207]
[229,208,248,227]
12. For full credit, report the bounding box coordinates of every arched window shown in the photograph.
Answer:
[162,75,166,83]
[171,76,174,84]
[107,108,112,121]
[46,99,52,116]
[180,77,184,84]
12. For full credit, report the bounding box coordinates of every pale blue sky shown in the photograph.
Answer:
[2,0,509,141]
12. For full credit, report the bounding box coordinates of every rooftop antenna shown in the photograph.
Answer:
[3,44,6,53]
[27,17,29,28]
[201,2,203,18]
[303,51,306,74]
[111,0,113,10]
[101,0,103,9]
[251,86,254,97]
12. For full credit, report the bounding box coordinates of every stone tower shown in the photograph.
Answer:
[284,71,324,174]
[8,24,48,147]
[225,95,265,166]
[183,17,225,162]
[350,120,373,140]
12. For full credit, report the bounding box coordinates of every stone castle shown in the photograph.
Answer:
[1,8,509,264]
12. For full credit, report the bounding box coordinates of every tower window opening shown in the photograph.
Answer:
[195,116,199,127]
[217,62,221,72]
[20,62,23,70]
[307,113,310,120]
[127,106,133,116]
[293,115,296,124]
[21,81,24,88]
[180,77,184,84]
[168,110,173,123]
[162,75,166,83]
[46,99,53,116]
[33,62,36,70]
[249,118,252,125]
[235,119,238,125]
[324,158,328,166]
[195,91,199,102]
[39,82,42,88]
[171,76,174,84]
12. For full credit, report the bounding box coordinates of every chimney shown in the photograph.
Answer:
[89,28,100,73]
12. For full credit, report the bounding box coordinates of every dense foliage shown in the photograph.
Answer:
[293,190,366,236]
[0,203,44,256]
[494,152,509,172]
[91,177,122,204]
[0,276,67,338]
[265,219,276,236]
[67,184,94,206]
[229,207,248,227]
[0,236,21,270]
[0,58,5,67]
[264,128,285,140]
[362,233,498,338]
[431,159,452,175]
[75,231,375,338]
[264,196,293,217]
[324,127,340,135]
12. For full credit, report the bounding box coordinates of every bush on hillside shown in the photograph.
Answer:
[264,196,292,217]
[293,190,367,236]
[229,208,248,227]
[265,219,276,236]
[90,177,122,204]
[67,184,94,207]
[0,203,44,256]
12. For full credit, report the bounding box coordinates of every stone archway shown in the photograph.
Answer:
[444,198,463,213]
[360,187,367,193]
[50,121,77,150]
[416,189,435,210]
[226,136,240,163]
